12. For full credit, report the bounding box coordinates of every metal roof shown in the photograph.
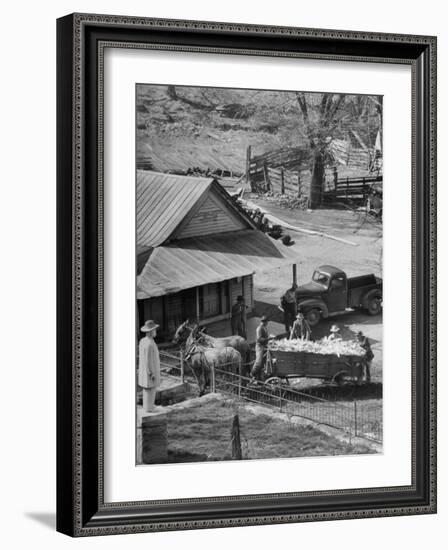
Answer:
[137,171,212,247]
[137,229,299,299]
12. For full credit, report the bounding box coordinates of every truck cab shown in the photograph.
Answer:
[295,265,382,327]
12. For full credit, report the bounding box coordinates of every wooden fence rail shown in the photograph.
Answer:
[324,175,382,202]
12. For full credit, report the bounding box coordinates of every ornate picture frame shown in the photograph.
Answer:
[56,13,436,536]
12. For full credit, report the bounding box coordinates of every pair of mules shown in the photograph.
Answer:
[173,321,252,395]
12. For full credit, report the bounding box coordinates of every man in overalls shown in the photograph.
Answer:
[251,316,270,380]
[357,331,373,383]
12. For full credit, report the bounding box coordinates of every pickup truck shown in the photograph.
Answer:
[295,265,382,327]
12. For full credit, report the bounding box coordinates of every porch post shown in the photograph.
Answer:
[180,350,185,384]
[195,287,200,324]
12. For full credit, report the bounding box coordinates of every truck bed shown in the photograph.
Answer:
[347,275,382,307]
[347,274,377,288]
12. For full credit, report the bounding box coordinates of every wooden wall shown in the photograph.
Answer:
[178,194,246,239]
[138,275,254,340]
[230,275,253,311]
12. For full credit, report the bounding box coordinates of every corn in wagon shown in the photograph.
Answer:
[264,337,368,386]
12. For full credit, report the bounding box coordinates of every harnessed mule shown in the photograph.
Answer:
[183,339,242,396]
[174,321,251,376]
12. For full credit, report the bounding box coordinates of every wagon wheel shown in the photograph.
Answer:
[332,370,350,386]
[264,376,283,388]
[264,377,288,401]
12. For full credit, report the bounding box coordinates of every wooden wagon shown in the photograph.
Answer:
[265,348,367,386]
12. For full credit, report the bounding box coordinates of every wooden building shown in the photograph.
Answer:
[137,171,297,339]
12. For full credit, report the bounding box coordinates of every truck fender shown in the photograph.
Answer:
[297,298,329,318]
[361,288,382,309]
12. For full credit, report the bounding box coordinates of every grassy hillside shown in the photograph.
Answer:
[163,396,375,463]
[136,85,381,176]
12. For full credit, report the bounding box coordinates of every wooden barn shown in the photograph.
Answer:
[136,171,297,340]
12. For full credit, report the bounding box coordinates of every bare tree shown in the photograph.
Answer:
[296,92,346,208]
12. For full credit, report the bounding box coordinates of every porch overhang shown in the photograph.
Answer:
[137,229,299,299]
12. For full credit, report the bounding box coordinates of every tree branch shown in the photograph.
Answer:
[327,94,346,123]
[295,92,309,126]
[166,85,217,110]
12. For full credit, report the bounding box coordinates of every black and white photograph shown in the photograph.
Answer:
[0,0,442,545]
[135,84,383,465]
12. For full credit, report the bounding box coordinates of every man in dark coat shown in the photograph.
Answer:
[280,283,297,333]
[231,295,247,338]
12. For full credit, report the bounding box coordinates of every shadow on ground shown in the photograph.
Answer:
[292,381,383,402]
[253,300,284,324]
[25,512,56,530]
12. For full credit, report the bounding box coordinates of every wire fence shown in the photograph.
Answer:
[159,349,382,444]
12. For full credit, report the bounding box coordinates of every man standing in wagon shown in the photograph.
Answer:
[138,320,161,412]
[290,311,311,340]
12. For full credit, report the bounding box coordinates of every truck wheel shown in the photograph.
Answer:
[305,308,321,327]
[367,295,382,315]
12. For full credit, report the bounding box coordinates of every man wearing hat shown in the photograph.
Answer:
[328,324,342,340]
[138,320,161,412]
[290,311,311,340]
[231,295,247,338]
[251,316,270,380]
[280,284,298,334]
[357,331,373,383]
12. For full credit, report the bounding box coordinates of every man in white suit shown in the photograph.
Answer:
[138,320,161,412]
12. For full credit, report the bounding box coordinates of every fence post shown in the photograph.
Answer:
[231,414,243,460]
[333,165,338,189]
[238,360,242,398]
[180,350,185,383]
[211,366,216,393]
[354,399,358,437]
[263,161,271,191]
[280,167,285,194]
[278,386,283,412]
